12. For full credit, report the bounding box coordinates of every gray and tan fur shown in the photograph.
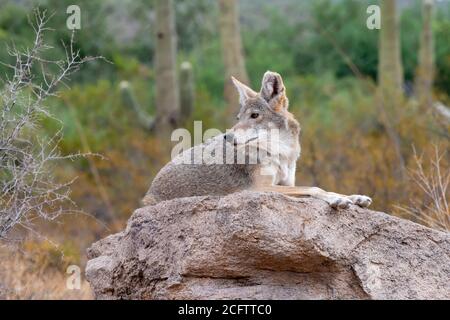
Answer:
[143,71,372,209]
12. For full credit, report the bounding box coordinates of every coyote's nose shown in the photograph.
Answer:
[224,133,236,145]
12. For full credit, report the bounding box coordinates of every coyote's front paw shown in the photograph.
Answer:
[348,195,372,208]
[329,196,353,209]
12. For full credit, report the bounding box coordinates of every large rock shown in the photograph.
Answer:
[86,191,450,300]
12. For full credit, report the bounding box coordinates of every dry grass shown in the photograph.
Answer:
[0,245,93,300]
[396,146,450,232]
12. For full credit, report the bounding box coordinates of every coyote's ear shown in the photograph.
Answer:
[232,76,257,106]
[260,71,288,112]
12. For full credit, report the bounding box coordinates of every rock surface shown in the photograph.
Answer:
[86,191,450,300]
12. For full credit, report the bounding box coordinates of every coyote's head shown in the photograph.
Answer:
[224,71,300,157]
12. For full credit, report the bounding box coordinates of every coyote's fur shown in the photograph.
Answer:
[143,71,372,209]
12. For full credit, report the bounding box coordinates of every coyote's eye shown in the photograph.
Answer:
[250,113,259,119]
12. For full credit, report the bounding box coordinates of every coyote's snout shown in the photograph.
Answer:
[143,71,372,209]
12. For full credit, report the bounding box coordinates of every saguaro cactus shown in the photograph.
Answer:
[180,61,195,121]
[416,0,435,110]
[119,62,195,130]
[155,0,180,131]
[219,0,250,118]
[119,81,154,131]
[379,0,404,103]
[377,0,405,177]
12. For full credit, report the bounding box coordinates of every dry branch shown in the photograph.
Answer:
[0,9,98,240]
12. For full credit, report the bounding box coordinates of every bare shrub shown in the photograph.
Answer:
[397,146,450,232]
[0,9,96,240]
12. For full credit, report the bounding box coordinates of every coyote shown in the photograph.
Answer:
[143,71,372,209]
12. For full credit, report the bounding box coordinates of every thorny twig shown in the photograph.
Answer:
[0,9,101,240]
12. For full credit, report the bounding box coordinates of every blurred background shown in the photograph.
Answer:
[0,0,449,299]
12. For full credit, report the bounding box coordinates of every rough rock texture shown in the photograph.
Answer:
[86,191,450,300]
